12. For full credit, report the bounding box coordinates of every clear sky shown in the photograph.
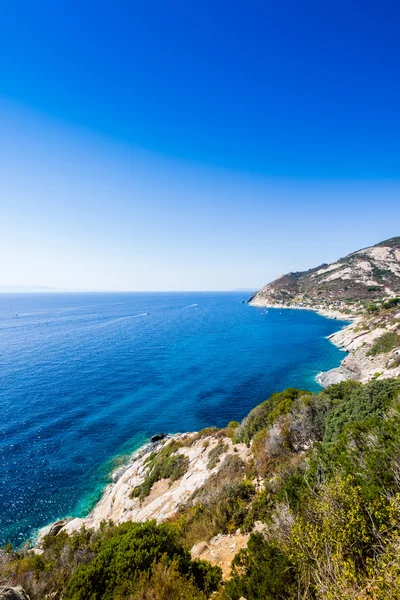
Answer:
[0,0,399,291]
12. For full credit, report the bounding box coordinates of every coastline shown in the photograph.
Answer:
[248,298,356,322]
[7,290,334,550]
[36,432,251,548]
[248,299,400,386]
[35,300,400,552]
[35,303,352,546]
[316,318,400,386]
[248,298,357,385]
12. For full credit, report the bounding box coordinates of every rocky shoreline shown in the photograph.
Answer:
[317,316,400,386]
[34,430,256,576]
[248,236,400,387]
[36,304,352,548]
[248,298,400,386]
[247,297,353,321]
[35,298,400,577]
[36,432,251,547]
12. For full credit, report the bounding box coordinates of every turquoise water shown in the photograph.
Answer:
[0,292,348,546]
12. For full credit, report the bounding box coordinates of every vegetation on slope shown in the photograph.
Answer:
[220,378,400,599]
[173,454,255,548]
[2,378,400,599]
[130,439,189,501]
[367,330,400,356]
[249,237,400,313]
[207,441,229,469]
[0,522,221,600]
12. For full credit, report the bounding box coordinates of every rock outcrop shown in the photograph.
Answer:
[35,519,71,548]
[317,312,400,386]
[0,587,30,600]
[191,531,251,579]
[37,433,251,542]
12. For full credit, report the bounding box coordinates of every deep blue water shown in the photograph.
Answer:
[0,292,348,546]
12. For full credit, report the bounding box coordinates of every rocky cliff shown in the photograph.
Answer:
[250,237,400,386]
[317,302,400,385]
[40,434,250,538]
[36,431,254,577]
[249,237,400,314]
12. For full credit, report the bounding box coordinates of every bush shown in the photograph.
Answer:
[65,521,221,600]
[235,388,309,443]
[382,297,400,309]
[134,559,207,599]
[322,378,400,442]
[224,421,239,438]
[130,441,189,501]
[222,533,297,600]
[367,331,400,356]
[222,380,400,598]
[0,522,221,600]
[365,302,380,313]
[207,442,228,469]
[173,455,255,547]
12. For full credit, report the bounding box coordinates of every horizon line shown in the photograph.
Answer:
[0,288,258,294]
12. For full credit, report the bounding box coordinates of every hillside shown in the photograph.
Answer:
[249,237,400,313]
[249,237,400,387]
[3,378,400,599]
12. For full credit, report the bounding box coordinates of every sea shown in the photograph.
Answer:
[0,292,348,546]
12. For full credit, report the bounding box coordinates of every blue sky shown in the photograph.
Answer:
[0,0,399,290]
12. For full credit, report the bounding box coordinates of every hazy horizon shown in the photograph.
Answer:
[0,286,258,293]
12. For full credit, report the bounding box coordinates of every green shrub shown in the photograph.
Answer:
[130,441,189,500]
[382,297,400,309]
[174,455,255,547]
[222,534,297,600]
[323,378,400,442]
[367,331,400,356]
[65,521,221,600]
[134,559,208,599]
[0,522,221,600]
[224,421,239,438]
[207,442,228,469]
[235,388,309,443]
[365,301,380,313]
[222,379,400,598]
[373,267,394,281]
